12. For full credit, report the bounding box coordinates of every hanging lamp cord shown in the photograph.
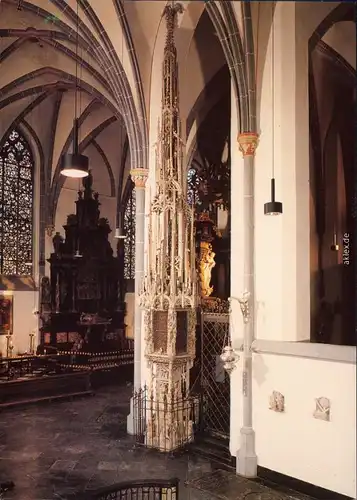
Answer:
[74,0,79,120]
[271,2,275,179]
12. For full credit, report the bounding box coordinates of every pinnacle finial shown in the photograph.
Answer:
[163,3,183,49]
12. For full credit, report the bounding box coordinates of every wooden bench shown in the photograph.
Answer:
[0,371,92,410]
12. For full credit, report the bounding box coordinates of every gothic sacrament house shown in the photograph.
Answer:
[138,4,197,451]
[0,1,355,498]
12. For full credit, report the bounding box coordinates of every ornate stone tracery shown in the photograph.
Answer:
[123,187,136,280]
[140,3,197,451]
[0,129,34,275]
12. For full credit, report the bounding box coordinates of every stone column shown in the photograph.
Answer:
[127,167,148,435]
[236,132,258,477]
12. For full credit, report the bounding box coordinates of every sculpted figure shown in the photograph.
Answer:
[52,232,64,255]
[40,277,51,305]
[200,242,216,297]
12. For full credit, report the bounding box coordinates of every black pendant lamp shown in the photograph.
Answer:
[264,178,283,215]
[264,4,282,216]
[60,1,89,179]
[60,118,89,178]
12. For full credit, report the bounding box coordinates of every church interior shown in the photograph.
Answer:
[0,1,355,499]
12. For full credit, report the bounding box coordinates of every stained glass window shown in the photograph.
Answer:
[0,129,33,275]
[123,186,136,280]
[187,166,200,207]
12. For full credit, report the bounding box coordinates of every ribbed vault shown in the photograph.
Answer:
[0,0,146,230]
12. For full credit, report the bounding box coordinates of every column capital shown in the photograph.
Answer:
[237,132,259,158]
[130,168,149,188]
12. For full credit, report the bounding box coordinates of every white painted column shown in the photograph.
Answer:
[235,133,259,478]
[229,83,244,459]
[127,167,148,434]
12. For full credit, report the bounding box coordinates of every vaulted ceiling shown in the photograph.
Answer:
[0,0,355,216]
[0,0,227,214]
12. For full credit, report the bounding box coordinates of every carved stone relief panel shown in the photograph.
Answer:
[313,397,330,421]
[269,391,285,412]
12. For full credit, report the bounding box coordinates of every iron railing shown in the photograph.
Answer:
[133,386,199,453]
[199,312,230,438]
[0,354,68,382]
[57,349,134,372]
[68,478,179,499]
[0,348,134,382]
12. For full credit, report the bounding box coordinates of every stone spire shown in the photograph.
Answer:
[141,2,196,317]
[139,3,197,452]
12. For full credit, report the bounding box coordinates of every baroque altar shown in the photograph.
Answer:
[39,173,125,352]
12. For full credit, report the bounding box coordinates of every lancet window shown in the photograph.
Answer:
[0,129,34,275]
[188,149,230,215]
[187,166,201,207]
[123,186,136,280]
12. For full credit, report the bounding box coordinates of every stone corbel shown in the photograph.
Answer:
[46,224,55,237]
[237,132,259,158]
[238,291,251,324]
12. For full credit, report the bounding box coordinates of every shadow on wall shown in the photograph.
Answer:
[252,353,269,386]
[310,264,354,346]
[309,35,355,348]
[124,292,135,340]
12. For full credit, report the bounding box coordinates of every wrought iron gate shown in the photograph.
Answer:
[200,312,230,438]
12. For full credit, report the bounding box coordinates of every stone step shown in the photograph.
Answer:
[196,433,230,452]
[188,435,234,469]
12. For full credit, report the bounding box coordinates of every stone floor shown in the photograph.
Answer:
[0,383,315,500]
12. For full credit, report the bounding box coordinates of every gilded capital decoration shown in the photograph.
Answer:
[237,132,259,158]
[130,168,149,188]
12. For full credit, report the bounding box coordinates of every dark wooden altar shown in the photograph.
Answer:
[39,173,126,353]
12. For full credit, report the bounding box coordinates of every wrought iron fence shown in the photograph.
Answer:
[58,349,134,371]
[199,312,230,438]
[0,348,134,382]
[0,354,69,382]
[68,478,179,499]
[133,386,199,453]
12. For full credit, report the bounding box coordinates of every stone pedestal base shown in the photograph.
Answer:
[126,396,135,435]
[145,406,195,452]
[236,426,257,478]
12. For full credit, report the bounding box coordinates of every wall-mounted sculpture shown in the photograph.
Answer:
[313,397,330,421]
[269,391,285,412]
[200,241,216,297]
[238,291,251,324]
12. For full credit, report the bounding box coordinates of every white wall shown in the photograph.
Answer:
[0,291,39,356]
[252,351,356,498]
[230,345,356,497]
[229,4,356,497]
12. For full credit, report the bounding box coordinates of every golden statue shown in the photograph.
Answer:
[199,241,216,297]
